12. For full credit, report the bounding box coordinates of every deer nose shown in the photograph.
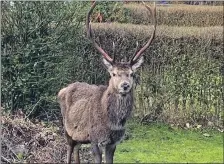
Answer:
[121,82,130,91]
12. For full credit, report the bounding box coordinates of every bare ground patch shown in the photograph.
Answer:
[1,113,94,163]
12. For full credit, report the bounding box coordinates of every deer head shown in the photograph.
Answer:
[87,1,156,95]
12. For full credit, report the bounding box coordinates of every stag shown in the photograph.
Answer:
[58,1,156,163]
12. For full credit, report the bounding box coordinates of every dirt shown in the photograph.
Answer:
[1,114,94,163]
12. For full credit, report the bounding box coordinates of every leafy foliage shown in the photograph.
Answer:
[1,1,95,118]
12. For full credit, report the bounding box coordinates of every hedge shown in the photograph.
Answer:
[90,23,223,125]
[1,1,91,118]
[99,4,223,27]
[91,23,223,61]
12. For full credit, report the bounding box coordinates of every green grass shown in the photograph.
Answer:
[114,121,223,163]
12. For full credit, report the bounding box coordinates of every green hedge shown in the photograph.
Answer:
[1,2,119,118]
[91,23,223,125]
[91,23,223,60]
[98,4,223,27]
[1,1,93,118]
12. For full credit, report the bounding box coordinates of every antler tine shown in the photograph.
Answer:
[130,2,157,63]
[86,1,113,62]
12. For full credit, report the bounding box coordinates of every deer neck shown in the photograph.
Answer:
[101,83,134,130]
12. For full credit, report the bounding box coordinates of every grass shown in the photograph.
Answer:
[114,120,223,163]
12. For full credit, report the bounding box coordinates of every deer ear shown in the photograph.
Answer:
[102,58,113,72]
[131,56,144,72]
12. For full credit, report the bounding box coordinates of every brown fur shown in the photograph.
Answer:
[58,57,145,163]
[58,80,133,145]
[58,60,142,163]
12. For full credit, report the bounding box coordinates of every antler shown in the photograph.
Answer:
[86,1,113,62]
[130,2,157,63]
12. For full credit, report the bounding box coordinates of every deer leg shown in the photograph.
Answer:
[91,143,102,163]
[66,141,74,164]
[105,144,116,164]
[65,131,75,164]
[73,143,81,164]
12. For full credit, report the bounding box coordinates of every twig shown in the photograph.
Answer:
[2,138,19,159]
[1,156,11,163]
[25,99,42,120]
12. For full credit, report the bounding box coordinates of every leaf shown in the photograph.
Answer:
[218,129,223,133]
[203,133,211,137]
[197,125,202,129]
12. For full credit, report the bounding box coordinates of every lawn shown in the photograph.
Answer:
[114,121,223,163]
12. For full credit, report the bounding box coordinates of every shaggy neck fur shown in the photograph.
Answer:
[102,81,134,130]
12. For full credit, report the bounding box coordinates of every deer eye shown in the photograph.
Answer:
[112,73,116,77]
